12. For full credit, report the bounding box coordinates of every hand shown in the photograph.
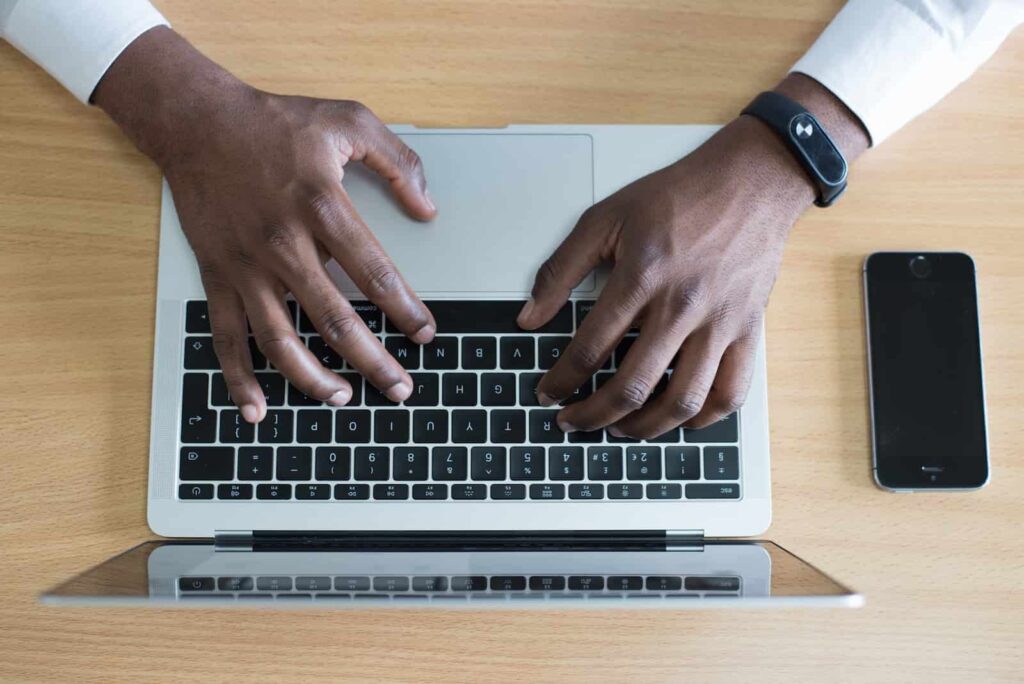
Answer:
[95,28,436,423]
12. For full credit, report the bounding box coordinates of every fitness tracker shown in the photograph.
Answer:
[741,91,848,207]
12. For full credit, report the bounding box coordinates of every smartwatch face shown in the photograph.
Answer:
[788,113,846,186]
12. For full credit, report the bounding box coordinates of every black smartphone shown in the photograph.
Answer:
[863,252,989,491]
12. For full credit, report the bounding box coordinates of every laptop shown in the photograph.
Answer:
[41,125,861,608]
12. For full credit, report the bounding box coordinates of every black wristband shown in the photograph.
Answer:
[741,91,848,207]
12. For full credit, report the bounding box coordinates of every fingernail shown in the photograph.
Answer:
[385,379,413,403]
[517,298,535,327]
[240,404,261,424]
[411,323,435,345]
[557,419,577,433]
[537,392,557,407]
[327,388,352,407]
[424,189,436,213]
[608,425,625,438]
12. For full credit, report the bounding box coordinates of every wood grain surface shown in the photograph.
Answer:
[0,2,1021,682]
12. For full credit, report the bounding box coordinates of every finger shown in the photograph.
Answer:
[686,331,758,428]
[205,282,265,424]
[308,187,435,344]
[535,266,647,406]
[612,327,729,439]
[555,298,692,433]
[518,206,609,330]
[241,279,354,406]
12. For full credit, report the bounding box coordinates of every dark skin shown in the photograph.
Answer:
[95,27,868,432]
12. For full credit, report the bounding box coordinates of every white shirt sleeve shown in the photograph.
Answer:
[0,0,168,104]
[792,0,1024,146]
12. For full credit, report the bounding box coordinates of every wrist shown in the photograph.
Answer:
[770,72,870,162]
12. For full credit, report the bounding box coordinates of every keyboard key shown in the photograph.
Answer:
[276,447,312,480]
[211,373,233,406]
[529,576,566,591]
[510,447,545,480]
[568,575,604,591]
[613,336,637,367]
[315,447,350,480]
[351,301,383,334]
[587,447,622,480]
[217,483,253,500]
[219,410,255,444]
[569,483,604,500]
[490,483,526,500]
[646,576,683,591]
[538,336,571,370]
[607,576,644,590]
[374,409,410,443]
[489,409,526,443]
[704,446,739,480]
[462,337,496,370]
[626,446,662,480]
[237,447,272,480]
[412,409,448,443]
[364,380,399,407]
[452,483,487,500]
[405,373,439,406]
[684,413,739,443]
[393,447,429,481]
[179,483,213,499]
[354,448,390,480]
[518,372,544,407]
[373,483,410,500]
[335,409,371,443]
[686,483,740,499]
[608,483,643,499]
[248,337,267,370]
[665,446,701,480]
[295,576,332,590]
[373,576,410,591]
[646,483,682,499]
[480,373,516,406]
[256,483,292,500]
[471,447,506,480]
[258,410,294,443]
[256,576,293,591]
[385,336,420,369]
[490,576,526,591]
[648,426,681,443]
[529,409,564,443]
[548,446,584,480]
[451,410,487,443]
[184,336,219,369]
[685,576,741,591]
[334,484,370,500]
[412,576,449,591]
[180,576,215,591]
[180,447,234,481]
[390,300,571,334]
[450,576,488,591]
[287,384,322,407]
[308,336,344,369]
[529,483,565,500]
[296,483,331,499]
[185,301,211,333]
[432,447,468,480]
[442,373,477,406]
[499,337,535,370]
[564,378,594,405]
[180,373,215,443]
[423,336,458,369]
[568,428,604,444]
[339,373,363,406]
[297,409,332,443]
[252,374,286,406]
[412,483,448,500]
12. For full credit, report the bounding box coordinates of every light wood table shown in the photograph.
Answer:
[1,2,1022,681]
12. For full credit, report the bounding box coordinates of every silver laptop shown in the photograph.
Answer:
[42,125,859,608]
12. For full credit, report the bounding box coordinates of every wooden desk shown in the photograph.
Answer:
[1,2,1021,681]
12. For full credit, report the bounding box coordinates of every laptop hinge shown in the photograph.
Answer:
[215,530,253,551]
[665,529,705,551]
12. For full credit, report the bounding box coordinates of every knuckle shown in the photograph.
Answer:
[361,259,403,298]
[340,100,375,128]
[254,328,298,359]
[260,223,296,252]
[612,378,653,413]
[397,145,424,177]
[623,267,661,303]
[565,342,604,375]
[667,282,709,312]
[319,310,362,347]
[670,392,706,422]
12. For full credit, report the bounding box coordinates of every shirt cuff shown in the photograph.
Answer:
[3,0,168,104]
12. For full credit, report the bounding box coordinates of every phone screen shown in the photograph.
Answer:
[864,252,988,489]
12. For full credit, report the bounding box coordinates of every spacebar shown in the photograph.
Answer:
[386,300,573,334]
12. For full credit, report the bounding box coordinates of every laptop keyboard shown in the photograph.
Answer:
[178,299,741,502]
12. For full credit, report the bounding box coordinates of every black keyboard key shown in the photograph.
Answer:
[452,483,487,500]
[608,483,643,499]
[374,409,410,443]
[296,483,331,499]
[665,446,701,480]
[335,409,371,443]
[529,409,564,443]
[390,300,571,334]
[184,336,219,369]
[385,336,420,369]
[686,483,740,499]
[613,336,637,367]
[432,447,468,480]
[217,483,253,500]
[283,300,298,326]
[257,410,293,443]
[704,446,739,480]
[529,576,566,591]
[490,483,526,500]
[471,447,506,480]
[373,484,410,500]
[564,378,594,406]
[373,576,410,591]
[287,383,322,406]
[335,484,370,500]
[607,576,643,590]
[442,373,477,406]
[186,301,211,333]
[548,446,584,480]
[490,576,526,591]
[256,576,293,591]
[685,576,741,591]
[423,336,458,369]
[569,483,604,500]
[308,336,344,369]
[500,337,535,369]
[450,576,487,591]
[339,373,363,406]
[586,447,622,480]
[334,576,371,592]
[538,336,572,370]
[237,447,272,480]
[180,577,217,592]
[568,575,604,591]
[568,428,604,444]
[254,373,286,406]
[405,373,439,406]
[219,410,254,444]
[276,447,312,480]
[351,301,383,333]
[393,447,429,481]
[315,447,350,480]
[518,372,543,407]
[646,576,683,591]
[626,446,662,480]
[412,409,448,443]
[294,576,331,590]
[248,337,267,370]
[364,380,399,406]
[180,447,234,481]
[461,337,496,370]
[256,483,292,500]
[685,413,739,443]
[179,483,214,499]
[211,373,233,406]
[451,410,487,443]
[296,409,332,443]
[529,483,565,500]
[412,576,449,591]
[510,447,545,480]
[648,426,681,443]
[180,373,215,443]
[354,448,390,480]
[480,373,516,406]
[646,483,682,499]
[412,483,448,500]
[489,409,526,443]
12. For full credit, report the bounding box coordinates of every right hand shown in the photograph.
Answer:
[95,28,437,424]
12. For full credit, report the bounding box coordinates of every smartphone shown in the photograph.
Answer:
[863,252,989,491]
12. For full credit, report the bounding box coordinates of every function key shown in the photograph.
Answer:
[217,483,253,500]
[665,446,700,480]
[461,337,496,370]
[568,483,604,500]
[686,483,740,499]
[295,576,332,591]
[412,483,449,500]
[179,483,214,499]
[490,576,526,591]
[646,483,682,500]
[450,576,488,591]
[626,446,662,479]
[423,336,458,369]
[237,447,273,480]
[529,576,566,591]
[185,301,211,333]
[412,576,449,591]
[385,336,420,369]
[373,484,409,500]
[684,413,739,443]
[567,575,604,591]
[373,576,410,591]
[335,576,371,591]
[684,576,741,591]
[334,484,370,500]
[538,336,571,370]
[256,483,292,500]
[646,576,683,591]
[218,576,254,591]
[608,483,643,499]
[296,483,331,500]
[179,577,215,591]
[184,336,220,370]
[490,483,526,500]
[500,337,535,369]
[529,483,565,500]
[704,446,740,480]
[607,576,644,590]
[451,483,487,500]
[180,447,234,481]
[315,447,351,480]
[256,576,293,591]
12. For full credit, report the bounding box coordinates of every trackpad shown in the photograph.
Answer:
[334,133,595,295]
